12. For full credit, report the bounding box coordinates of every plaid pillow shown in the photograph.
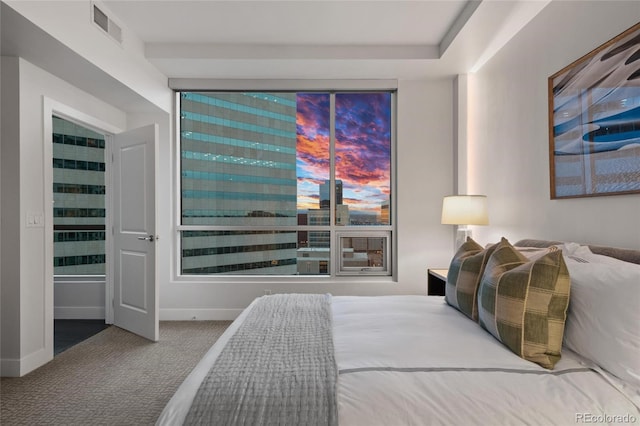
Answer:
[445,238,501,321]
[478,239,571,369]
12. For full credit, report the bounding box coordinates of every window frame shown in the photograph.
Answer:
[173,84,397,281]
[336,231,392,276]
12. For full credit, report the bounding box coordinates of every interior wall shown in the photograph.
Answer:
[54,278,105,319]
[157,79,455,320]
[468,1,640,249]
[0,56,127,376]
[4,0,171,112]
[1,57,22,367]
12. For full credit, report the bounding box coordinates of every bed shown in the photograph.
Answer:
[157,239,640,425]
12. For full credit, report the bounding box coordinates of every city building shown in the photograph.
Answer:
[180,92,299,275]
[52,116,106,275]
[319,179,342,208]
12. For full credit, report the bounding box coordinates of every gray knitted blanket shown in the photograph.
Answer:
[184,293,338,426]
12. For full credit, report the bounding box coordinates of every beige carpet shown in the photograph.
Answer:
[0,321,231,425]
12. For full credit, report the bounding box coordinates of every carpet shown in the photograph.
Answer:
[0,321,231,425]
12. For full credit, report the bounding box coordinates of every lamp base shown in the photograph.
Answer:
[455,226,472,250]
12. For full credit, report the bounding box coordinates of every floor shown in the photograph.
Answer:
[54,319,110,355]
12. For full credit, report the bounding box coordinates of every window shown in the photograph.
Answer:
[338,233,390,275]
[52,116,106,275]
[178,91,394,276]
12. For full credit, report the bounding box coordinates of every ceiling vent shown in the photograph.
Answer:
[92,3,123,45]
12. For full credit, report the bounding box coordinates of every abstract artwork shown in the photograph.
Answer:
[549,22,640,199]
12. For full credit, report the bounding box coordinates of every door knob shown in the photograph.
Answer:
[137,235,156,242]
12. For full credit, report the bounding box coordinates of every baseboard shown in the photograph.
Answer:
[160,308,243,321]
[1,347,52,377]
[20,347,53,376]
[54,306,105,319]
[56,307,240,320]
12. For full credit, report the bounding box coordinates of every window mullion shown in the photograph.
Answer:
[329,93,337,276]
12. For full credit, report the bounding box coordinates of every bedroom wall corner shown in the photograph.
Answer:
[467,1,640,249]
[396,79,455,284]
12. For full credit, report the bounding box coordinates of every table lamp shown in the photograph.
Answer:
[441,195,489,249]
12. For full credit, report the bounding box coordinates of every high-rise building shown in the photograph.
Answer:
[307,179,349,247]
[319,179,343,208]
[381,199,390,225]
[180,92,299,274]
[52,116,106,275]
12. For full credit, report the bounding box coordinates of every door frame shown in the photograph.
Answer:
[43,97,123,336]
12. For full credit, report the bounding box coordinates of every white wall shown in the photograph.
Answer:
[1,57,22,366]
[5,0,171,113]
[0,56,129,376]
[54,278,105,319]
[397,79,457,276]
[468,1,640,249]
[157,79,456,320]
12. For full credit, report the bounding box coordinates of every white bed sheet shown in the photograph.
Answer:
[157,296,640,426]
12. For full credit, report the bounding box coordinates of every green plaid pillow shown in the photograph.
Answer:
[478,239,571,369]
[445,238,501,321]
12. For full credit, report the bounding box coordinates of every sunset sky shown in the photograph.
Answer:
[296,92,391,215]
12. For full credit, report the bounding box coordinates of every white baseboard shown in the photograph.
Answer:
[160,308,243,321]
[1,347,53,377]
[54,306,105,319]
[20,347,53,376]
[55,307,240,320]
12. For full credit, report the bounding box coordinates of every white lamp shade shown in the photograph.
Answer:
[441,195,489,225]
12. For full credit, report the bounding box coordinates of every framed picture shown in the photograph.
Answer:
[548,22,640,199]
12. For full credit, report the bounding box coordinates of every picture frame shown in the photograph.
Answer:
[548,22,640,199]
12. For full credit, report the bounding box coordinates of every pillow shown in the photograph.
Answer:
[570,245,638,268]
[560,242,581,255]
[477,239,571,369]
[515,246,552,260]
[563,257,640,389]
[445,237,501,321]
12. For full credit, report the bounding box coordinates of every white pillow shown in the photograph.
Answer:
[563,258,640,390]
[514,246,551,260]
[570,245,637,267]
[559,242,581,255]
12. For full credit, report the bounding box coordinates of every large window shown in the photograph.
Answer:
[178,91,394,276]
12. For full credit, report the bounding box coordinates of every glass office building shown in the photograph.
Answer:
[180,92,299,274]
[52,116,106,275]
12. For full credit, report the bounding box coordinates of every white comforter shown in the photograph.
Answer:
[157,296,640,426]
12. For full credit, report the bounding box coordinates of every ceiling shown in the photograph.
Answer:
[101,0,550,80]
[0,0,550,113]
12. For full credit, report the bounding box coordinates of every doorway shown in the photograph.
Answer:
[52,115,110,354]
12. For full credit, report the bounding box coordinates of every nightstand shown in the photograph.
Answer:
[427,268,448,296]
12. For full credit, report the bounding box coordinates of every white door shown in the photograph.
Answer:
[112,124,159,341]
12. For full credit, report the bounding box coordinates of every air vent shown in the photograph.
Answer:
[92,4,123,45]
